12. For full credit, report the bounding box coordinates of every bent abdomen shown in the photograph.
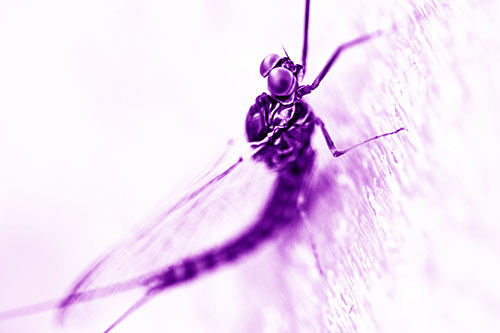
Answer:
[148,148,316,293]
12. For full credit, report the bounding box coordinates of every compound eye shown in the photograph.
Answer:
[260,54,281,77]
[267,67,297,96]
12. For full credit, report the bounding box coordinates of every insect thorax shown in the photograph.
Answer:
[245,93,315,169]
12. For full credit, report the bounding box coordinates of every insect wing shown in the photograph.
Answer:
[57,142,277,327]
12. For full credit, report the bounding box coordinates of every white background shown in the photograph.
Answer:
[1,0,500,332]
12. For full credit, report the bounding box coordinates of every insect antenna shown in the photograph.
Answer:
[281,44,291,59]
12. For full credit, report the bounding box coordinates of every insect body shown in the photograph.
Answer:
[104,43,403,331]
[0,0,405,331]
[66,55,322,331]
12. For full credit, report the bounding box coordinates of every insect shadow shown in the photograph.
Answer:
[0,0,405,331]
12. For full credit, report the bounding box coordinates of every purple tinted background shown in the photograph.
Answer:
[1,0,499,332]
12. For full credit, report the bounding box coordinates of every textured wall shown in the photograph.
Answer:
[1,0,499,332]
[301,0,500,331]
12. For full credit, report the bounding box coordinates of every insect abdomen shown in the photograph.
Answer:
[149,150,315,293]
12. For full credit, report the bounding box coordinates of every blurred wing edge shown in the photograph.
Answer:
[56,141,265,320]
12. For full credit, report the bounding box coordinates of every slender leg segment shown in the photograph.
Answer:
[297,188,325,277]
[310,31,382,90]
[315,117,405,158]
[301,0,311,75]
[297,31,384,100]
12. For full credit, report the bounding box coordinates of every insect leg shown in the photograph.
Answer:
[301,0,311,75]
[311,31,384,90]
[315,117,405,158]
[297,190,325,277]
[297,31,384,100]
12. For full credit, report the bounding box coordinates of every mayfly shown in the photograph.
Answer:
[0,0,404,331]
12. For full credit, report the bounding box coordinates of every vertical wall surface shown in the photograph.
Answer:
[0,0,499,332]
[300,0,500,332]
